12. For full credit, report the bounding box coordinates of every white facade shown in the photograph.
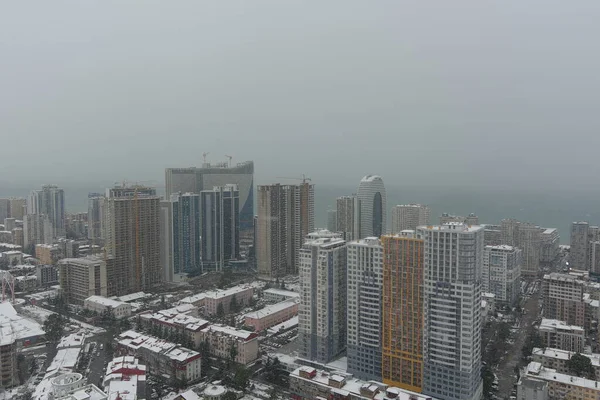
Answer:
[391,204,430,233]
[483,245,522,306]
[336,196,361,241]
[346,237,383,381]
[23,214,53,249]
[357,176,386,238]
[298,230,347,363]
[29,185,65,239]
[418,224,483,400]
[84,295,132,319]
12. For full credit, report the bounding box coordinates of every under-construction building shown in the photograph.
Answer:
[381,232,424,392]
[104,185,161,296]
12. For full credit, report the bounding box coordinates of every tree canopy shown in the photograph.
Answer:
[567,353,596,379]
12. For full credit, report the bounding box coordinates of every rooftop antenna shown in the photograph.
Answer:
[202,152,210,165]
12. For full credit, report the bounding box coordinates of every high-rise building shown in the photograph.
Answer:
[381,231,424,392]
[571,222,590,270]
[29,185,65,238]
[298,230,346,363]
[336,196,361,241]
[418,224,483,400]
[170,192,202,275]
[87,193,105,244]
[347,237,383,381]
[201,185,240,272]
[8,198,25,220]
[159,200,174,282]
[327,210,337,232]
[519,223,541,277]
[257,183,314,278]
[391,204,430,233]
[500,218,521,247]
[540,228,560,266]
[23,214,53,250]
[104,185,161,296]
[0,199,9,221]
[483,245,522,307]
[58,256,108,305]
[483,224,502,246]
[542,273,586,328]
[357,176,386,238]
[439,213,479,225]
[165,161,254,233]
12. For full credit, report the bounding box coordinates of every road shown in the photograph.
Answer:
[86,334,110,389]
[496,290,541,397]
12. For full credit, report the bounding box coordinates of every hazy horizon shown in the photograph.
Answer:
[2,1,600,192]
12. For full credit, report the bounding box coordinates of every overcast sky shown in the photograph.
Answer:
[1,1,599,190]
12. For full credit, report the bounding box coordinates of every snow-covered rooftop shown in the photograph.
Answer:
[85,295,129,309]
[263,288,300,299]
[523,361,600,390]
[244,300,297,320]
[539,318,584,333]
[0,301,45,345]
[201,324,257,341]
[267,316,298,336]
[117,330,200,362]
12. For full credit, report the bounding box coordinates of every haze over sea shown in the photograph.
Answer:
[2,180,599,244]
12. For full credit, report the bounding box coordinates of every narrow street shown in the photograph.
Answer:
[496,290,541,397]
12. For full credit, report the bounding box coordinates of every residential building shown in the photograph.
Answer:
[58,256,108,305]
[290,366,440,400]
[139,305,209,347]
[198,324,259,364]
[540,228,560,266]
[417,223,483,400]
[357,175,387,237]
[103,356,147,400]
[243,300,298,332]
[347,237,383,382]
[23,213,53,250]
[36,264,59,286]
[104,185,161,296]
[84,296,132,319]
[483,224,502,246]
[520,223,542,277]
[29,184,65,238]
[179,284,254,315]
[336,195,361,241]
[381,232,424,392]
[8,198,25,220]
[542,273,586,328]
[12,228,23,248]
[115,330,202,383]
[3,218,16,233]
[35,244,61,265]
[262,288,300,303]
[439,213,479,225]
[165,160,254,234]
[15,275,37,292]
[482,245,522,306]
[500,218,521,247]
[537,319,585,353]
[0,199,9,221]
[49,374,107,400]
[571,222,590,270]
[298,230,347,363]
[327,210,337,232]
[201,185,240,272]
[159,200,174,282]
[256,182,314,278]
[87,193,105,245]
[391,204,430,233]
[168,192,201,275]
[532,347,600,381]
[518,362,600,400]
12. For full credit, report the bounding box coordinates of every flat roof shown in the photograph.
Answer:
[117,330,200,361]
[0,301,45,345]
[533,347,600,367]
[267,316,299,336]
[523,361,600,390]
[85,295,129,309]
[244,300,298,320]
[263,288,300,298]
[539,318,584,333]
[417,223,483,233]
[58,332,87,349]
[201,324,257,341]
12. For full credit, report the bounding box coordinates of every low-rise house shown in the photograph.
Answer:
[262,288,300,303]
[104,356,147,400]
[243,300,298,332]
[179,285,253,316]
[115,330,201,384]
[139,305,209,348]
[538,318,585,353]
[84,296,132,319]
[199,324,259,365]
[518,362,600,400]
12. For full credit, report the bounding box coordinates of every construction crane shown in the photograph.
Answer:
[202,152,210,164]
[276,174,312,183]
[225,154,233,167]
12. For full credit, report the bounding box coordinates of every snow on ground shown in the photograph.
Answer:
[19,305,105,334]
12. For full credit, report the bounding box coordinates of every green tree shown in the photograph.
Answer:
[567,353,596,379]
[199,340,212,373]
[230,295,238,313]
[223,392,238,400]
[229,342,239,365]
[522,331,544,358]
[217,303,225,318]
[43,314,65,343]
[482,365,495,399]
[232,365,251,390]
[498,322,511,341]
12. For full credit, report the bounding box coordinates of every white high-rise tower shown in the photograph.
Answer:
[418,223,484,400]
[357,176,386,238]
